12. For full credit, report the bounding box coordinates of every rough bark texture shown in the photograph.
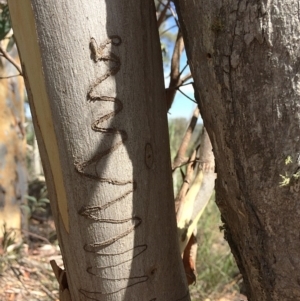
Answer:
[176,1,300,300]
[9,1,190,300]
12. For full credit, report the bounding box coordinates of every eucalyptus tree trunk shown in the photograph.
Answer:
[9,1,190,300]
[0,43,26,235]
[176,1,300,300]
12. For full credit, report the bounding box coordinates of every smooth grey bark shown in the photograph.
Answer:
[176,0,300,300]
[9,0,190,300]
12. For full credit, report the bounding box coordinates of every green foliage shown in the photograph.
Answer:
[6,33,14,51]
[0,4,11,42]
[0,223,17,274]
[26,122,35,146]
[25,117,37,178]
[1,223,16,253]
[159,28,177,67]
[160,41,170,65]
[22,195,50,219]
[190,200,240,300]
[169,118,188,193]
[168,117,239,299]
[168,118,188,158]
[168,118,202,194]
[169,118,202,159]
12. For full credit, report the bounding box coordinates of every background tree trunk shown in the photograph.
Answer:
[176,1,300,300]
[9,0,189,300]
[0,41,26,236]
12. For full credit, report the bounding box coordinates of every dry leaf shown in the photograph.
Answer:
[182,233,198,285]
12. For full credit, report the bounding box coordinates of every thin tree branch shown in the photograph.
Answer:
[38,280,58,300]
[157,0,170,28]
[166,31,184,110]
[157,0,180,28]
[175,149,197,213]
[0,44,23,75]
[173,107,199,170]
[179,62,189,77]
[172,158,200,172]
[180,82,193,87]
[177,88,197,103]
[167,2,180,28]
[170,31,183,79]
[20,228,51,244]
[0,73,21,79]
[181,73,192,84]
[10,265,30,293]
[160,24,177,36]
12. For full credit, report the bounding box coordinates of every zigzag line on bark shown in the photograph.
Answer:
[75,35,149,297]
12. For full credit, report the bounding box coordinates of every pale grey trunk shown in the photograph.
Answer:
[176,0,300,300]
[9,0,189,300]
[0,43,26,235]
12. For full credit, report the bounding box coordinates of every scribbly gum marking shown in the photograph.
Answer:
[74,36,150,299]
[74,35,189,301]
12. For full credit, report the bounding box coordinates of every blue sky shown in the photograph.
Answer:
[160,6,199,121]
[163,49,201,122]
[164,49,196,120]
[165,75,197,120]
